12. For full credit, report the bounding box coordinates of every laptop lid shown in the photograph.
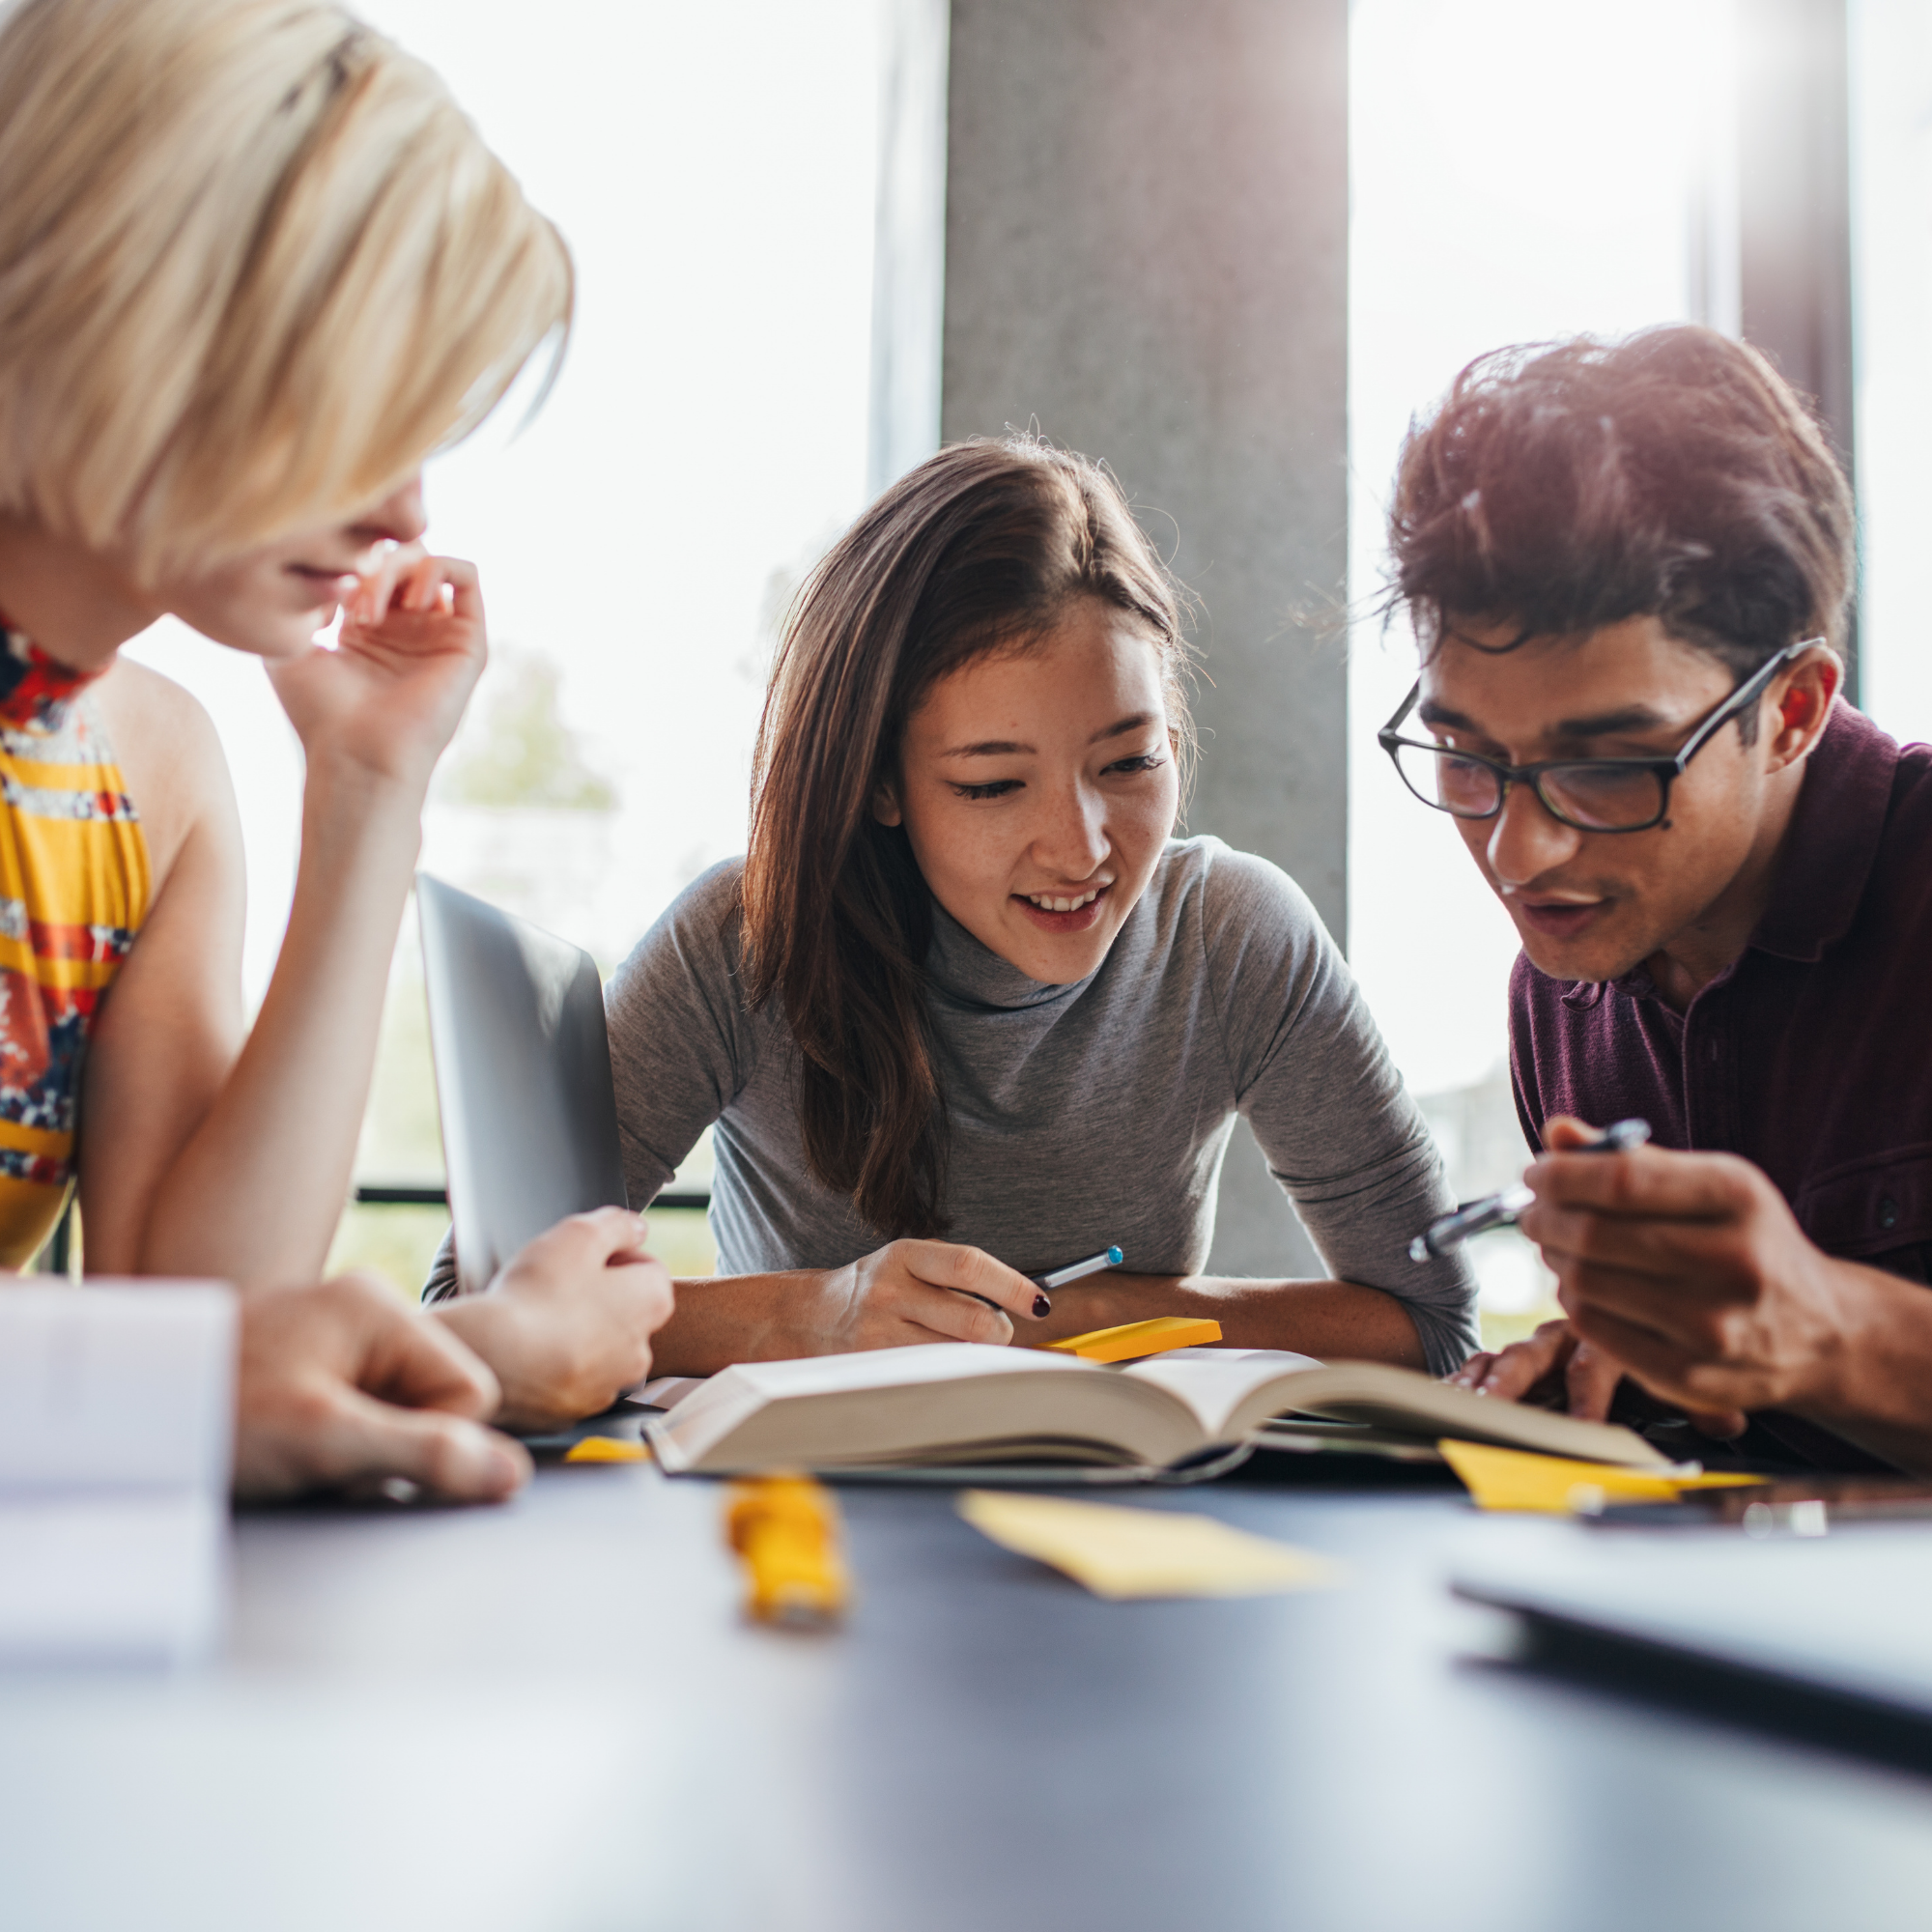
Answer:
[1455,1527,1932,1729]
[416,872,629,1298]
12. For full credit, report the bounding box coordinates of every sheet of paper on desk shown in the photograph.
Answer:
[957,1490,1347,1601]
[0,1283,236,1664]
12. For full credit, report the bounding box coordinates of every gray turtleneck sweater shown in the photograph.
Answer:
[593,837,1476,1374]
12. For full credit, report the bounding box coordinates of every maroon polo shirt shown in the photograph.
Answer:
[1509,700,1932,1467]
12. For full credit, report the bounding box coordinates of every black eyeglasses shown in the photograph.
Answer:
[1377,638,1824,834]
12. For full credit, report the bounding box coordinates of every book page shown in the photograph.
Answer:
[722,1342,1093,1401]
[1120,1348,1323,1440]
[653,1342,1208,1473]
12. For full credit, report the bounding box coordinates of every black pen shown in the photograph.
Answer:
[1407,1120,1651,1263]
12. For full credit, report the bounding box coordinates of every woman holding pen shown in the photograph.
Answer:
[433,439,1478,1378]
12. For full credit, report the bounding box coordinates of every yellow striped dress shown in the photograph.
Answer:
[0,626,149,1268]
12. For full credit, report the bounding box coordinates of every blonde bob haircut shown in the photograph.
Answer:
[0,0,572,574]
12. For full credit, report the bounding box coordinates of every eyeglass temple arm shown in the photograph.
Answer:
[1671,637,1825,767]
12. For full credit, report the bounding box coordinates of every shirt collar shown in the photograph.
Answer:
[923,897,1094,1011]
[0,619,99,730]
[1562,696,1895,1008]
[1748,697,1899,964]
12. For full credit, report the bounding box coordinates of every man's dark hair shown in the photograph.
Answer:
[1386,326,1855,709]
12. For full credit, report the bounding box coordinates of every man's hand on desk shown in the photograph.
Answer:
[235,1272,531,1502]
[1444,1316,1634,1422]
[432,1208,675,1431]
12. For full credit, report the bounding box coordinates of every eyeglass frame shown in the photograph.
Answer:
[1376,637,1827,834]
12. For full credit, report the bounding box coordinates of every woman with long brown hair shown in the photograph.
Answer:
[600,437,1477,1375]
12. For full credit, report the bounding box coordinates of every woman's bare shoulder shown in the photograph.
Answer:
[90,656,239,889]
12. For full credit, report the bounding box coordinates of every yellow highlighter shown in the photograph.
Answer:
[725,1473,851,1624]
[1039,1316,1225,1363]
[562,1435,649,1464]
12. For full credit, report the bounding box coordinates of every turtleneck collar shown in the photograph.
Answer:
[0,617,99,730]
[923,895,1096,1011]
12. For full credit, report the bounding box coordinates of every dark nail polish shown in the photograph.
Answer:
[1033,1292,1052,1318]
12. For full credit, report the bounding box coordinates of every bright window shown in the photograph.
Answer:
[127,0,882,1292]
[1852,0,1932,748]
[1348,0,1739,1341]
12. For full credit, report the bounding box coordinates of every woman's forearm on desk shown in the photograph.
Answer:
[652,1269,1429,1376]
[1030,1273,1429,1369]
[651,1270,850,1376]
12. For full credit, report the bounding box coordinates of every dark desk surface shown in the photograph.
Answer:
[7,1462,1932,1932]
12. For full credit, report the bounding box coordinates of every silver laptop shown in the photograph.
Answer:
[1455,1526,1932,1731]
[416,872,629,1298]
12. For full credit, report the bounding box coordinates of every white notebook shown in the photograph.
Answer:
[0,1282,236,1664]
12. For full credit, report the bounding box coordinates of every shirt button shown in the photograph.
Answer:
[1879,1197,1900,1232]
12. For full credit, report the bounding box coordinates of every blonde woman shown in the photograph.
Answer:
[0,0,670,1495]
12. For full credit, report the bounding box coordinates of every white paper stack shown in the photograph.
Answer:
[0,1282,237,1665]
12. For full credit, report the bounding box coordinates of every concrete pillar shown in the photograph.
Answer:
[877,0,1350,1274]
[1738,0,1858,699]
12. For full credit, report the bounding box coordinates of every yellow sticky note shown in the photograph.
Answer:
[563,1435,650,1463]
[1037,1316,1224,1363]
[1439,1438,1764,1514]
[957,1490,1344,1601]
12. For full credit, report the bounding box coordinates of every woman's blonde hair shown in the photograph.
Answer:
[0,0,573,573]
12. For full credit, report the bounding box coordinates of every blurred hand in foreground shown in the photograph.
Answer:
[235,1272,531,1502]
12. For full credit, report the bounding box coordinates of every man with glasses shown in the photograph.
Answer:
[1379,324,1932,1473]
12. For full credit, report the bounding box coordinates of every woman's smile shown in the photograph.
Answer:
[885,601,1179,985]
[1013,876,1114,931]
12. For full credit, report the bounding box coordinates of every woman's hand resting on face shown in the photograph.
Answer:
[787,1239,1053,1354]
[268,542,488,794]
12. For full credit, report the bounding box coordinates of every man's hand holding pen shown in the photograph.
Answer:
[1411,1117,1649,1262]
[1446,1115,1899,1441]
[1522,1116,1870,1431]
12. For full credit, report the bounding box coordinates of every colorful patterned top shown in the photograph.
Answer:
[0,624,149,1268]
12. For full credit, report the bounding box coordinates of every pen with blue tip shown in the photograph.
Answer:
[1407,1120,1651,1263]
[966,1245,1123,1317]
[1020,1244,1128,1321]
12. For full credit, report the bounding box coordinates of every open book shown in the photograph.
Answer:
[645,1344,1673,1477]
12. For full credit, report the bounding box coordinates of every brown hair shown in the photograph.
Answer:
[1386,326,1855,720]
[741,436,1189,1238]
